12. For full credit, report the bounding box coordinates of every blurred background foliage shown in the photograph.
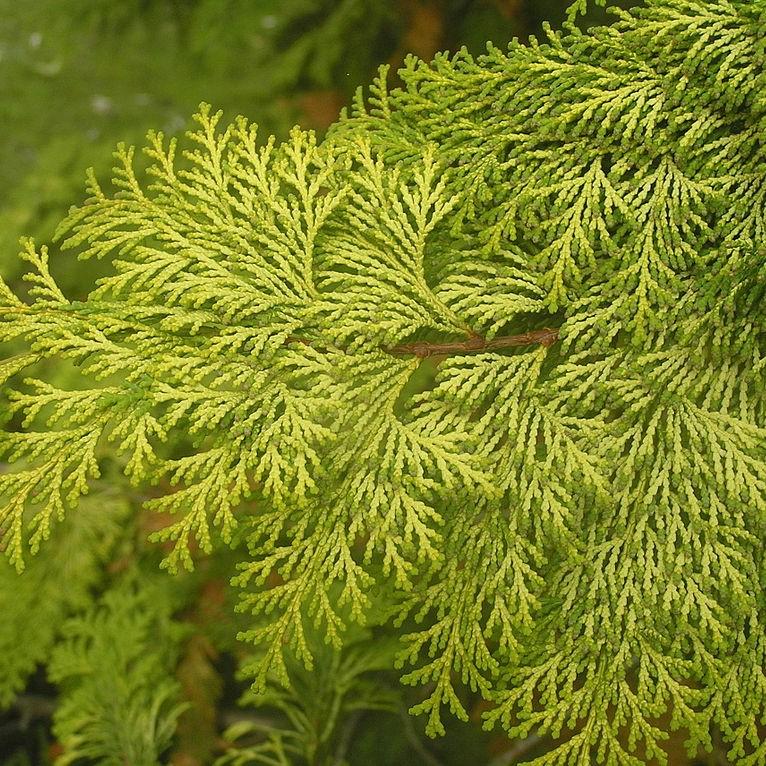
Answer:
[1,2,667,765]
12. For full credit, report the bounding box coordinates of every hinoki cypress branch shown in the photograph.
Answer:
[0,1,764,762]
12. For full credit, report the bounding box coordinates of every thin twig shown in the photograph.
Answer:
[332,710,363,766]
[487,735,543,766]
[286,327,560,359]
[387,328,559,358]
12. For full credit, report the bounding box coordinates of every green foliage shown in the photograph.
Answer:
[0,490,129,707]
[59,0,403,105]
[47,573,188,766]
[217,624,401,766]
[0,0,765,764]
[566,0,608,21]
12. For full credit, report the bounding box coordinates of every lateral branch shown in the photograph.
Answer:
[388,327,559,358]
[286,327,559,358]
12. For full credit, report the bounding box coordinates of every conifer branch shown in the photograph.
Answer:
[1,1,765,760]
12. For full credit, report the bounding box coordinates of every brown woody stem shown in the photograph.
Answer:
[285,327,559,358]
[386,327,559,358]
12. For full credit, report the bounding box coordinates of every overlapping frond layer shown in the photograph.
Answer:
[0,0,764,762]
[47,574,187,766]
[222,624,401,765]
[0,492,129,707]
